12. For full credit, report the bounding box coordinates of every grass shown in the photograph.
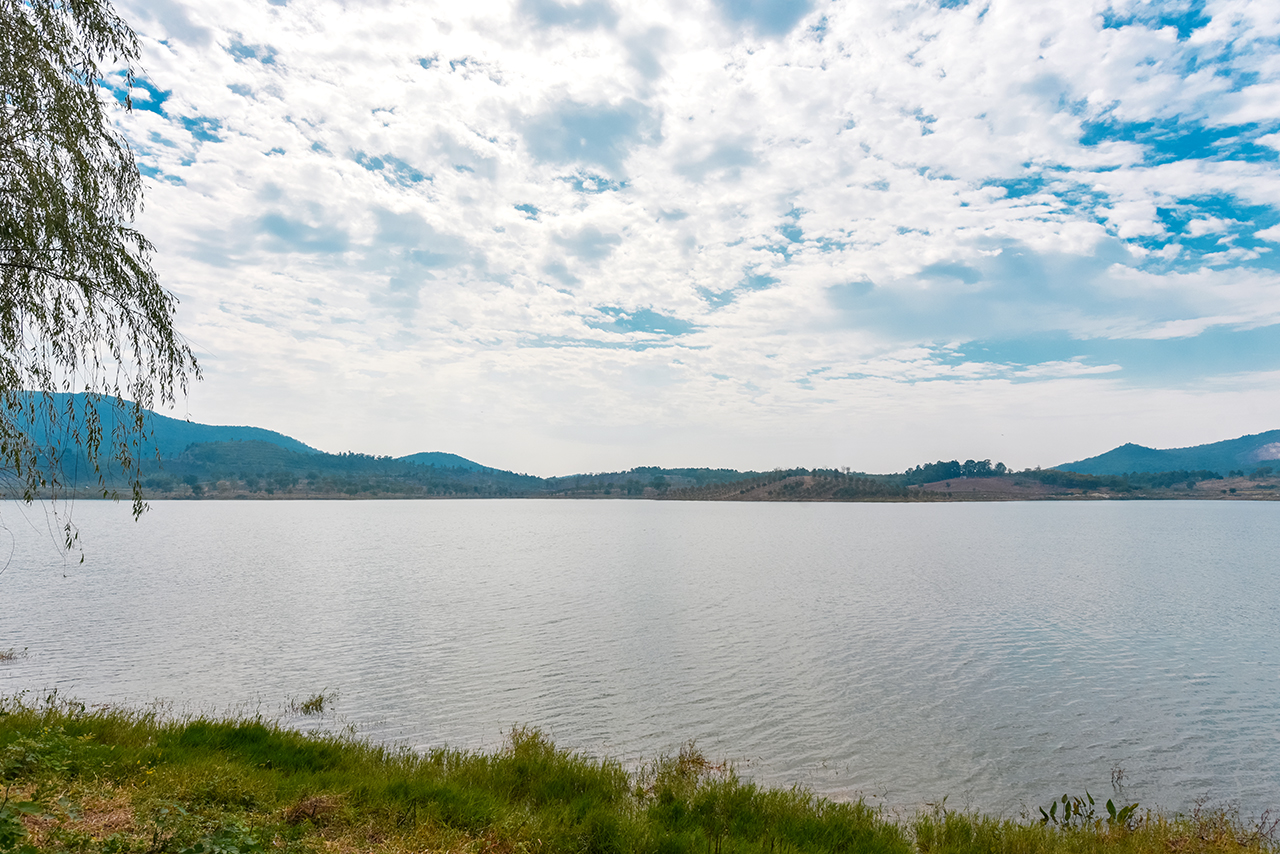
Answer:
[284,691,335,717]
[912,802,1278,854]
[0,696,1275,854]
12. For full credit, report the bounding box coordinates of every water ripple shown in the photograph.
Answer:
[2,499,1279,814]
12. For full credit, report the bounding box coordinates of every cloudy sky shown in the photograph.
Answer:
[112,0,1280,475]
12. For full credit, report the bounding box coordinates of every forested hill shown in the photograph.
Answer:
[133,451,772,498]
[144,407,319,457]
[12,393,1279,498]
[12,392,318,457]
[135,441,542,497]
[1058,430,1280,476]
[398,451,490,471]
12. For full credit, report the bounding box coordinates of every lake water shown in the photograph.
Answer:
[2,498,1279,817]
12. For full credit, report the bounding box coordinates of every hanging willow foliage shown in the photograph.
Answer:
[0,0,199,537]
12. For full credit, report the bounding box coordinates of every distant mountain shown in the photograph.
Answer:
[142,408,318,457]
[9,394,512,471]
[145,440,543,496]
[1058,430,1280,475]
[11,392,318,457]
[398,451,490,471]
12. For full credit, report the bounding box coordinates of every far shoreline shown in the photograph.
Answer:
[10,472,1280,505]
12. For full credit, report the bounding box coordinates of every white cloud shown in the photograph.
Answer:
[1185,217,1236,237]
[110,0,1280,472]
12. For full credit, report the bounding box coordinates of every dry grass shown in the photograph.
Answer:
[283,793,341,825]
[15,783,136,849]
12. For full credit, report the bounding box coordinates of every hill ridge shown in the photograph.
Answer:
[1058,429,1280,476]
[9,392,319,458]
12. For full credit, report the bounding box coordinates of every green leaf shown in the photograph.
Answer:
[7,801,43,816]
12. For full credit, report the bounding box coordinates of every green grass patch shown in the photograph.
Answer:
[1,695,1275,854]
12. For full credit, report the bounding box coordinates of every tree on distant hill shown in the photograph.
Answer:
[0,0,198,539]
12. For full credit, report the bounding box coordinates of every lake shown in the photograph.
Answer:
[2,498,1278,816]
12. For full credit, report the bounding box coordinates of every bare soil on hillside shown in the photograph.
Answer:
[913,477,1070,499]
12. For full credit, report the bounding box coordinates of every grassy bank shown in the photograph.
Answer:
[1,697,1275,854]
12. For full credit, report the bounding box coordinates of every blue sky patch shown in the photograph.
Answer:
[983,174,1050,199]
[352,150,430,185]
[715,0,813,36]
[258,214,349,253]
[1080,116,1279,165]
[701,269,781,306]
[227,40,278,64]
[913,109,938,135]
[181,115,223,143]
[958,323,1280,384]
[1124,193,1280,270]
[354,151,385,171]
[698,287,737,309]
[1100,0,1211,40]
[563,172,626,193]
[778,207,804,242]
[137,162,186,186]
[525,100,657,176]
[587,307,697,335]
[742,271,780,290]
[520,0,618,29]
[118,76,170,116]
[148,131,178,149]
[515,203,539,219]
[778,222,803,242]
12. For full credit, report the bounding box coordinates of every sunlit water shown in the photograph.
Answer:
[2,499,1278,816]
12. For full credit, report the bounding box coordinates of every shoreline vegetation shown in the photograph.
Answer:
[11,473,1280,503]
[4,439,1279,503]
[2,697,1276,854]
[6,398,1279,503]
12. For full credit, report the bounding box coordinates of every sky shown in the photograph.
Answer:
[109,0,1280,475]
